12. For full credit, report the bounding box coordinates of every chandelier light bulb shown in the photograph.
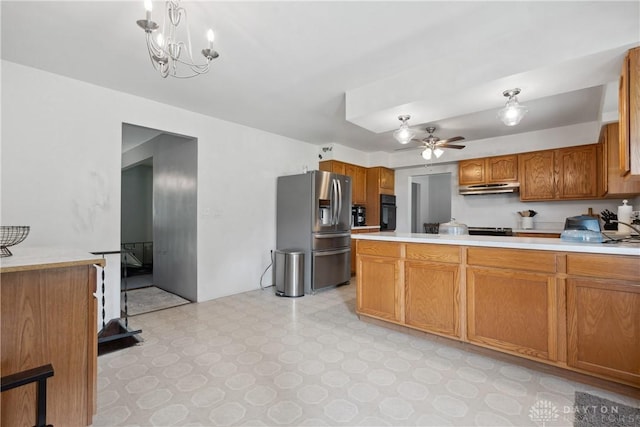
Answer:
[433,147,444,158]
[498,88,528,126]
[422,148,432,160]
[207,29,215,49]
[157,32,164,48]
[144,0,152,20]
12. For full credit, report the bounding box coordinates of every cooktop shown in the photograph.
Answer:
[467,227,513,236]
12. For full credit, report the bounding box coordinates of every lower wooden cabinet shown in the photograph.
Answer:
[467,267,557,361]
[405,260,460,338]
[567,278,640,386]
[565,253,640,387]
[356,240,402,322]
[1,265,98,426]
[355,239,640,388]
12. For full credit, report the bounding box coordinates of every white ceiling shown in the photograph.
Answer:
[2,1,639,153]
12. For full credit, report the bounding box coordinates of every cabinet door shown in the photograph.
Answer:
[487,155,518,183]
[602,122,640,196]
[519,151,556,200]
[458,159,485,185]
[356,255,401,322]
[405,260,460,338]
[346,164,366,205]
[619,52,631,175]
[467,267,557,361]
[567,278,640,386]
[630,47,640,175]
[557,145,598,199]
[379,167,395,190]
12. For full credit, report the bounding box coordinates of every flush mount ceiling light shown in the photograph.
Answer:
[498,88,528,126]
[393,115,416,144]
[136,0,219,78]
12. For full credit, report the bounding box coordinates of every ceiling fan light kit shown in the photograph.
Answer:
[393,115,416,144]
[395,126,465,161]
[136,0,219,78]
[498,88,528,126]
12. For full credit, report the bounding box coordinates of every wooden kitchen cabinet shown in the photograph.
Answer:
[518,150,556,200]
[619,46,640,176]
[319,159,346,175]
[350,227,380,274]
[466,247,558,362]
[366,166,395,226]
[404,244,461,338]
[566,253,640,386]
[458,155,518,186]
[345,163,367,205]
[557,145,599,199]
[1,261,101,426]
[356,240,402,322]
[518,146,599,201]
[599,122,640,197]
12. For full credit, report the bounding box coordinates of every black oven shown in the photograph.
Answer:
[380,194,396,231]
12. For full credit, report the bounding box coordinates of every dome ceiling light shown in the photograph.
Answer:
[498,88,528,126]
[393,115,416,144]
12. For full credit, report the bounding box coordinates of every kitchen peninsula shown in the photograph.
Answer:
[1,248,104,426]
[353,232,640,389]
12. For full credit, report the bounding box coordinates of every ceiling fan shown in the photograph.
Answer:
[395,126,465,160]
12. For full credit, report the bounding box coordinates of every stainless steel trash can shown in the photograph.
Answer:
[273,249,304,297]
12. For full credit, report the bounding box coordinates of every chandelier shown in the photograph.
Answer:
[498,88,528,126]
[136,0,219,78]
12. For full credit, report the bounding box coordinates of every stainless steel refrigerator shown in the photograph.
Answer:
[276,170,352,294]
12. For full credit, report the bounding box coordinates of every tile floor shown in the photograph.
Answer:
[94,284,639,426]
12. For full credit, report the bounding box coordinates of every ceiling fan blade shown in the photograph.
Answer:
[394,145,426,152]
[437,136,465,144]
[439,144,465,149]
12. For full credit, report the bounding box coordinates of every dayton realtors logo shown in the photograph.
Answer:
[529,399,639,426]
[528,400,560,426]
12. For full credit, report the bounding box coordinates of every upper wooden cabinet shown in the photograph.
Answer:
[600,122,640,197]
[344,163,367,205]
[619,47,640,176]
[459,155,518,186]
[366,166,395,226]
[319,160,366,205]
[319,159,346,175]
[518,145,599,201]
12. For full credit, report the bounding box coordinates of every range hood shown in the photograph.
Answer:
[459,182,520,195]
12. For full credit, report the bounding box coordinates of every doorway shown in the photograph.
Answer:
[410,172,452,232]
[121,124,197,314]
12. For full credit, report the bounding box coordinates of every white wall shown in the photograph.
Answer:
[1,61,319,323]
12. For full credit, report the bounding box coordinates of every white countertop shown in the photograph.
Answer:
[352,232,640,256]
[0,246,106,272]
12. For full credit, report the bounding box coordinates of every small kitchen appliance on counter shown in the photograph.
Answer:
[560,215,603,243]
[439,219,469,235]
[352,205,366,227]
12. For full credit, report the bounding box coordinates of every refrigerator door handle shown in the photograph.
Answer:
[314,248,350,256]
[336,179,342,225]
[331,178,338,225]
[314,232,351,238]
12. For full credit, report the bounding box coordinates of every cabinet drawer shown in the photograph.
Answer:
[406,244,460,263]
[566,254,640,281]
[357,240,401,258]
[466,247,557,273]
